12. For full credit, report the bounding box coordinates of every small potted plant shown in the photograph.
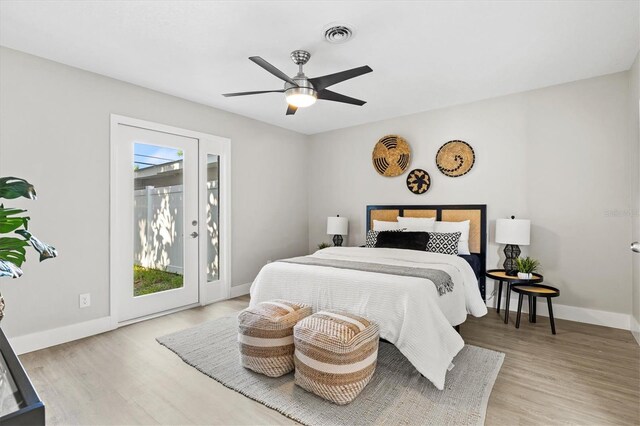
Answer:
[317,242,331,250]
[516,256,540,280]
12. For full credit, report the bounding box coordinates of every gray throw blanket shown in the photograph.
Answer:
[278,256,454,296]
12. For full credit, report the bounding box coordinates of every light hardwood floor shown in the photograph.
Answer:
[19,296,640,425]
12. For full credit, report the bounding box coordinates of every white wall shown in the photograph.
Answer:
[629,52,640,339]
[309,72,632,315]
[0,47,309,338]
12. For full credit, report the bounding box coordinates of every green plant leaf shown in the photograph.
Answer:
[0,250,26,265]
[0,207,27,217]
[0,177,37,200]
[0,217,28,233]
[0,237,29,250]
[516,256,540,273]
[0,237,27,267]
[0,206,30,233]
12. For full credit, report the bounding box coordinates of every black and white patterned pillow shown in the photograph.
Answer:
[426,232,461,255]
[365,229,404,248]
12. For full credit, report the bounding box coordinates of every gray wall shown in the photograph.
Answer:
[0,47,309,337]
[630,52,640,326]
[308,72,633,315]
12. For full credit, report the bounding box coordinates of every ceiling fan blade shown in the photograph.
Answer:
[222,89,285,97]
[286,105,298,115]
[249,56,298,86]
[309,65,372,91]
[317,89,366,106]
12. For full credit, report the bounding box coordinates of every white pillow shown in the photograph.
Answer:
[433,220,471,255]
[396,216,436,232]
[373,219,403,231]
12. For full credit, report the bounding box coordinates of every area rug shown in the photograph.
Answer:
[157,316,504,426]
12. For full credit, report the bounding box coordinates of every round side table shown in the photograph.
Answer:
[511,284,560,334]
[485,269,544,324]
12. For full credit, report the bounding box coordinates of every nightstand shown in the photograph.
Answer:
[512,284,560,334]
[485,269,544,324]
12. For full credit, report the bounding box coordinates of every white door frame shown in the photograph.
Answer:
[109,114,231,326]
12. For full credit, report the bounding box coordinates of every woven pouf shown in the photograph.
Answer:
[293,311,379,405]
[237,300,312,377]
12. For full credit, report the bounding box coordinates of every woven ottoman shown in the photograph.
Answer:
[238,300,312,377]
[293,311,379,405]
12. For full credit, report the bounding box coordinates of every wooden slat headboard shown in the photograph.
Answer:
[366,204,487,300]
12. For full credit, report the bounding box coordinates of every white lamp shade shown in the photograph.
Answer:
[327,216,348,235]
[495,218,530,245]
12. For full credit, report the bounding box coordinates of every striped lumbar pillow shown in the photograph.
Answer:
[293,310,379,405]
[238,300,312,377]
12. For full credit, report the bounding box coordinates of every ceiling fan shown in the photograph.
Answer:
[222,50,372,115]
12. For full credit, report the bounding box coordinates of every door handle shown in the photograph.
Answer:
[190,232,199,238]
[632,242,640,253]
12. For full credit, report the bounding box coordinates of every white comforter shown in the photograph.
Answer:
[249,247,488,390]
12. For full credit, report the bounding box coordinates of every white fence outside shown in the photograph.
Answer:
[134,183,219,280]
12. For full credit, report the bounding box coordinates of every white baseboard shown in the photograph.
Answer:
[9,287,252,355]
[230,282,252,298]
[488,294,632,331]
[9,316,115,355]
[631,315,640,346]
[10,285,634,355]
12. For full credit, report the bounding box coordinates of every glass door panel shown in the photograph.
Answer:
[198,136,229,303]
[133,143,185,296]
[206,154,219,283]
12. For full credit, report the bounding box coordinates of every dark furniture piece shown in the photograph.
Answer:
[485,269,543,324]
[512,284,560,334]
[0,328,45,425]
[502,243,521,276]
[366,204,487,300]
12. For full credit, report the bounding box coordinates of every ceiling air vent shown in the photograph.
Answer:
[323,23,355,44]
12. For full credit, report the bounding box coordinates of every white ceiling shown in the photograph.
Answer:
[1,1,638,135]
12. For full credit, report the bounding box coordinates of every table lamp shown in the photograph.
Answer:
[495,216,530,276]
[327,215,348,247]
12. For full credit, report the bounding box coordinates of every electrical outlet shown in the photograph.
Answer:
[79,293,91,308]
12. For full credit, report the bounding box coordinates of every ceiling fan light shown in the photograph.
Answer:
[286,93,317,108]
[285,87,317,108]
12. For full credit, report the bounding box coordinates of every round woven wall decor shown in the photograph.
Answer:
[372,135,411,177]
[436,140,475,177]
[406,168,431,194]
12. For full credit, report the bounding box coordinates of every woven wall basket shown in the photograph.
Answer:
[406,169,431,194]
[436,140,475,177]
[372,135,411,177]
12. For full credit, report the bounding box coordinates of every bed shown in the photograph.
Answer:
[249,204,488,390]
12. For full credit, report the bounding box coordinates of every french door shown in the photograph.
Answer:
[111,116,230,323]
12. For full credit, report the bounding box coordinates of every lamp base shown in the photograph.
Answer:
[503,244,521,276]
[332,235,343,247]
